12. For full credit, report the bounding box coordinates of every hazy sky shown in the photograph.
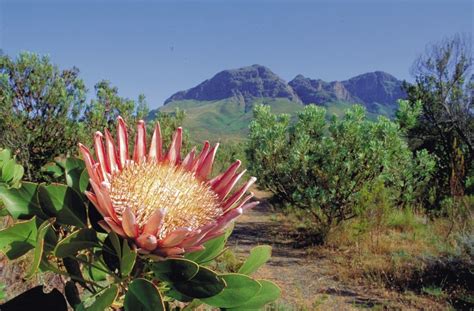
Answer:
[1,0,472,108]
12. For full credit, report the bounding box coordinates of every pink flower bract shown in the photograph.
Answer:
[79,117,257,257]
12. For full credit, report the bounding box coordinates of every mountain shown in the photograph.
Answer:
[288,71,406,113]
[164,65,301,107]
[153,65,406,142]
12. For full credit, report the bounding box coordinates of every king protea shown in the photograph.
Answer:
[79,117,257,257]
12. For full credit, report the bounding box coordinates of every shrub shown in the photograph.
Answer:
[247,104,435,240]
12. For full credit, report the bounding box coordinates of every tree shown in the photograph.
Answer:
[83,80,149,142]
[404,34,473,199]
[0,52,87,181]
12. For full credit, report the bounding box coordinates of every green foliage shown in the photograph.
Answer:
[247,104,435,239]
[0,217,37,259]
[0,52,87,181]
[54,228,98,258]
[201,273,262,308]
[124,279,164,311]
[0,149,24,188]
[84,80,149,143]
[238,245,272,275]
[149,108,187,147]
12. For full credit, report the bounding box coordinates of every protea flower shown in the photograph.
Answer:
[78,117,257,257]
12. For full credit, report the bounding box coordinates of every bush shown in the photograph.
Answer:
[247,104,435,240]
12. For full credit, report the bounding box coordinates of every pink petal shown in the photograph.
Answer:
[215,169,246,200]
[184,245,205,253]
[166,127,183,165]
[117,116,129,168]
[98,220,111,232]
[154,247,185,257]
[219,207,243,226]
[122,207,138,238]
[182,147,196,171]
[104,129,119,173]
[133,120,147,163]
[192,141,210,171]
[202,208,243,241]
[104,217,127,237]
[240,200,260,211]
[196,143,219,179]
[199,230,226,244]
[78,143,99,185]
[149,122,163,162]
[180,221,216,248]
[210,160,241,188]
[142,208,165,236]
[223,177,257,211]
[85,191,108,217]
[159,227,191,247]
[94,131,110,179]
[90,179,118,223]
[234,193,255,211]
[136,233,158,251]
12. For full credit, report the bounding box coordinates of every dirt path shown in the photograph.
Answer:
[227,201,409,310]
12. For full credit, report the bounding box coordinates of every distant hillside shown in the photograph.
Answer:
[288,71,405,114]
[164,65,301,107]
[152,65,407,142]
[156,98,304,143]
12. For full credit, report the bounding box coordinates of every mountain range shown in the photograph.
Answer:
[151,65,407,142]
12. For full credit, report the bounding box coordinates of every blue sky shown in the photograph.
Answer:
[1,0,472,108]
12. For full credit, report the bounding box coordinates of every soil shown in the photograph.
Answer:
[227,199,449,310]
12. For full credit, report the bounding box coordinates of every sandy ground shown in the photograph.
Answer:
[227,200,447,310]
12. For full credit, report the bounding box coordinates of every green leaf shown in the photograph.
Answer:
[88,260,108,282]
[102,232,121,274]
[42,162,64,178]
[124,279,165,311]
[11,164,24,186]
[238,245,272,275]
[25,218,54,279]
[2,159,17,183]
[65,158,85,193]
[0,149,12,163]
[0,182,47,219]
[84,285,118,311]
[200,273,262,308]
[152,258,199,283]
[79,169,89,193]
[38,183,87,227]
[173,266,226,299]
[0,217,37,259]
[226,280,281,310]
[121,239,137,277]
[54,228,98,258]
[185,234,226,264]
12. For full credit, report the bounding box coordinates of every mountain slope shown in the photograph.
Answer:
[164,65,301,106]
[288,71,405,113]
[153,65,406,142]
[158,98,303,143]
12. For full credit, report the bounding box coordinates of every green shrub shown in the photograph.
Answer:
[247,104,435,240]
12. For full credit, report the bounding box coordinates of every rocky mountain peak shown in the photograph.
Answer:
[164,64,301,105]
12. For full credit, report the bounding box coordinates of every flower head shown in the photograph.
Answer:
[79,117,257,257]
